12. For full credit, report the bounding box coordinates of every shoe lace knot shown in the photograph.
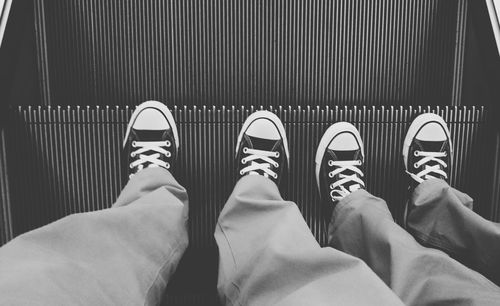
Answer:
[240,147,280,179]
[328,159,364,201]
[407,150,447,184]
[129,140,172,177]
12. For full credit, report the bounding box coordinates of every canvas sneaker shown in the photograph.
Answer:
[402,112,452,224]
[123,101,179,178]
[402,113,452,189]
[235,110,289,186]
[315,122,366,209]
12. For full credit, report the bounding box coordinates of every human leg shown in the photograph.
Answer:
[317,119,500,305]
[0,101,189,306]
[215,112,403,306]
[329,189,500,306]
[403,113,500,285]
[407,179,500,285]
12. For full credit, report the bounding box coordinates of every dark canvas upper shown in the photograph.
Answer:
[318,146,364,207]
[124,127,177,175]
[236,134,288,186]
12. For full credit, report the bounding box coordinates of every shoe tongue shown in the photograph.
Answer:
[247,135,278,151]
[415,139,446,180]
[332,149,359,161]
[132,129,166,142]
[416,139,445,152]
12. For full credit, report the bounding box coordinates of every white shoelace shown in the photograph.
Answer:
[329,160,365,201]
[129,140,171,177]
[407,150,447,184]
[240,147,280,179]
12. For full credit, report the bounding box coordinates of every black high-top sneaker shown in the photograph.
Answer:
[402,113,452,224]
[315,122,366,215]
[123,101,179,178]
[235,110,289,187]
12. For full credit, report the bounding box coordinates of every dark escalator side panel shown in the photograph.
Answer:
[0,0,39,107]
[0,127,13,246]
[35,0,468,107]
[463,0,500,221]
[1,0,48,243]
[492,133,500,222]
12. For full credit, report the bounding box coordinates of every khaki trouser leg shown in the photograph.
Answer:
[407,179,500,285]
[329,188,500,306]
[0,167,189,306]
[215,175,403,306]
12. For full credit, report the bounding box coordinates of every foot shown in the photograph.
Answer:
[402,113,452,225]
[123,101,179,178]
[402,113,452,189]
[315,122,365,208]
[235,111,289,186]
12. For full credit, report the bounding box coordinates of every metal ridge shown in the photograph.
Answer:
[11,105,487,124]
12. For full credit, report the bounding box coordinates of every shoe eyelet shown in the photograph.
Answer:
[274,162,279,168]
[130,152,136,158]
[243,147,248,154]
[273,173,278,179]
[328,172,334,178]
[414,162,419,168]
[328,160,334,166]
[129,164,134,169]
[166,163,170,169]
[414,150,420,157]
[275,152,280,158]
[166,151,171,157]
[241,158,246,164]
[240,170,244,175]
[165,140,171,147]
[357,160,362,166]
[132,141,137,147]
[443,152,447,157]
[330,184,334,189]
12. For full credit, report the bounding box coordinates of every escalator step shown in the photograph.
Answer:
[35,0,468,107]
[0,105,491,305]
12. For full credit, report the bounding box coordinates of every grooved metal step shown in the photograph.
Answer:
[35,0,468,107]
[0,105,492,305]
